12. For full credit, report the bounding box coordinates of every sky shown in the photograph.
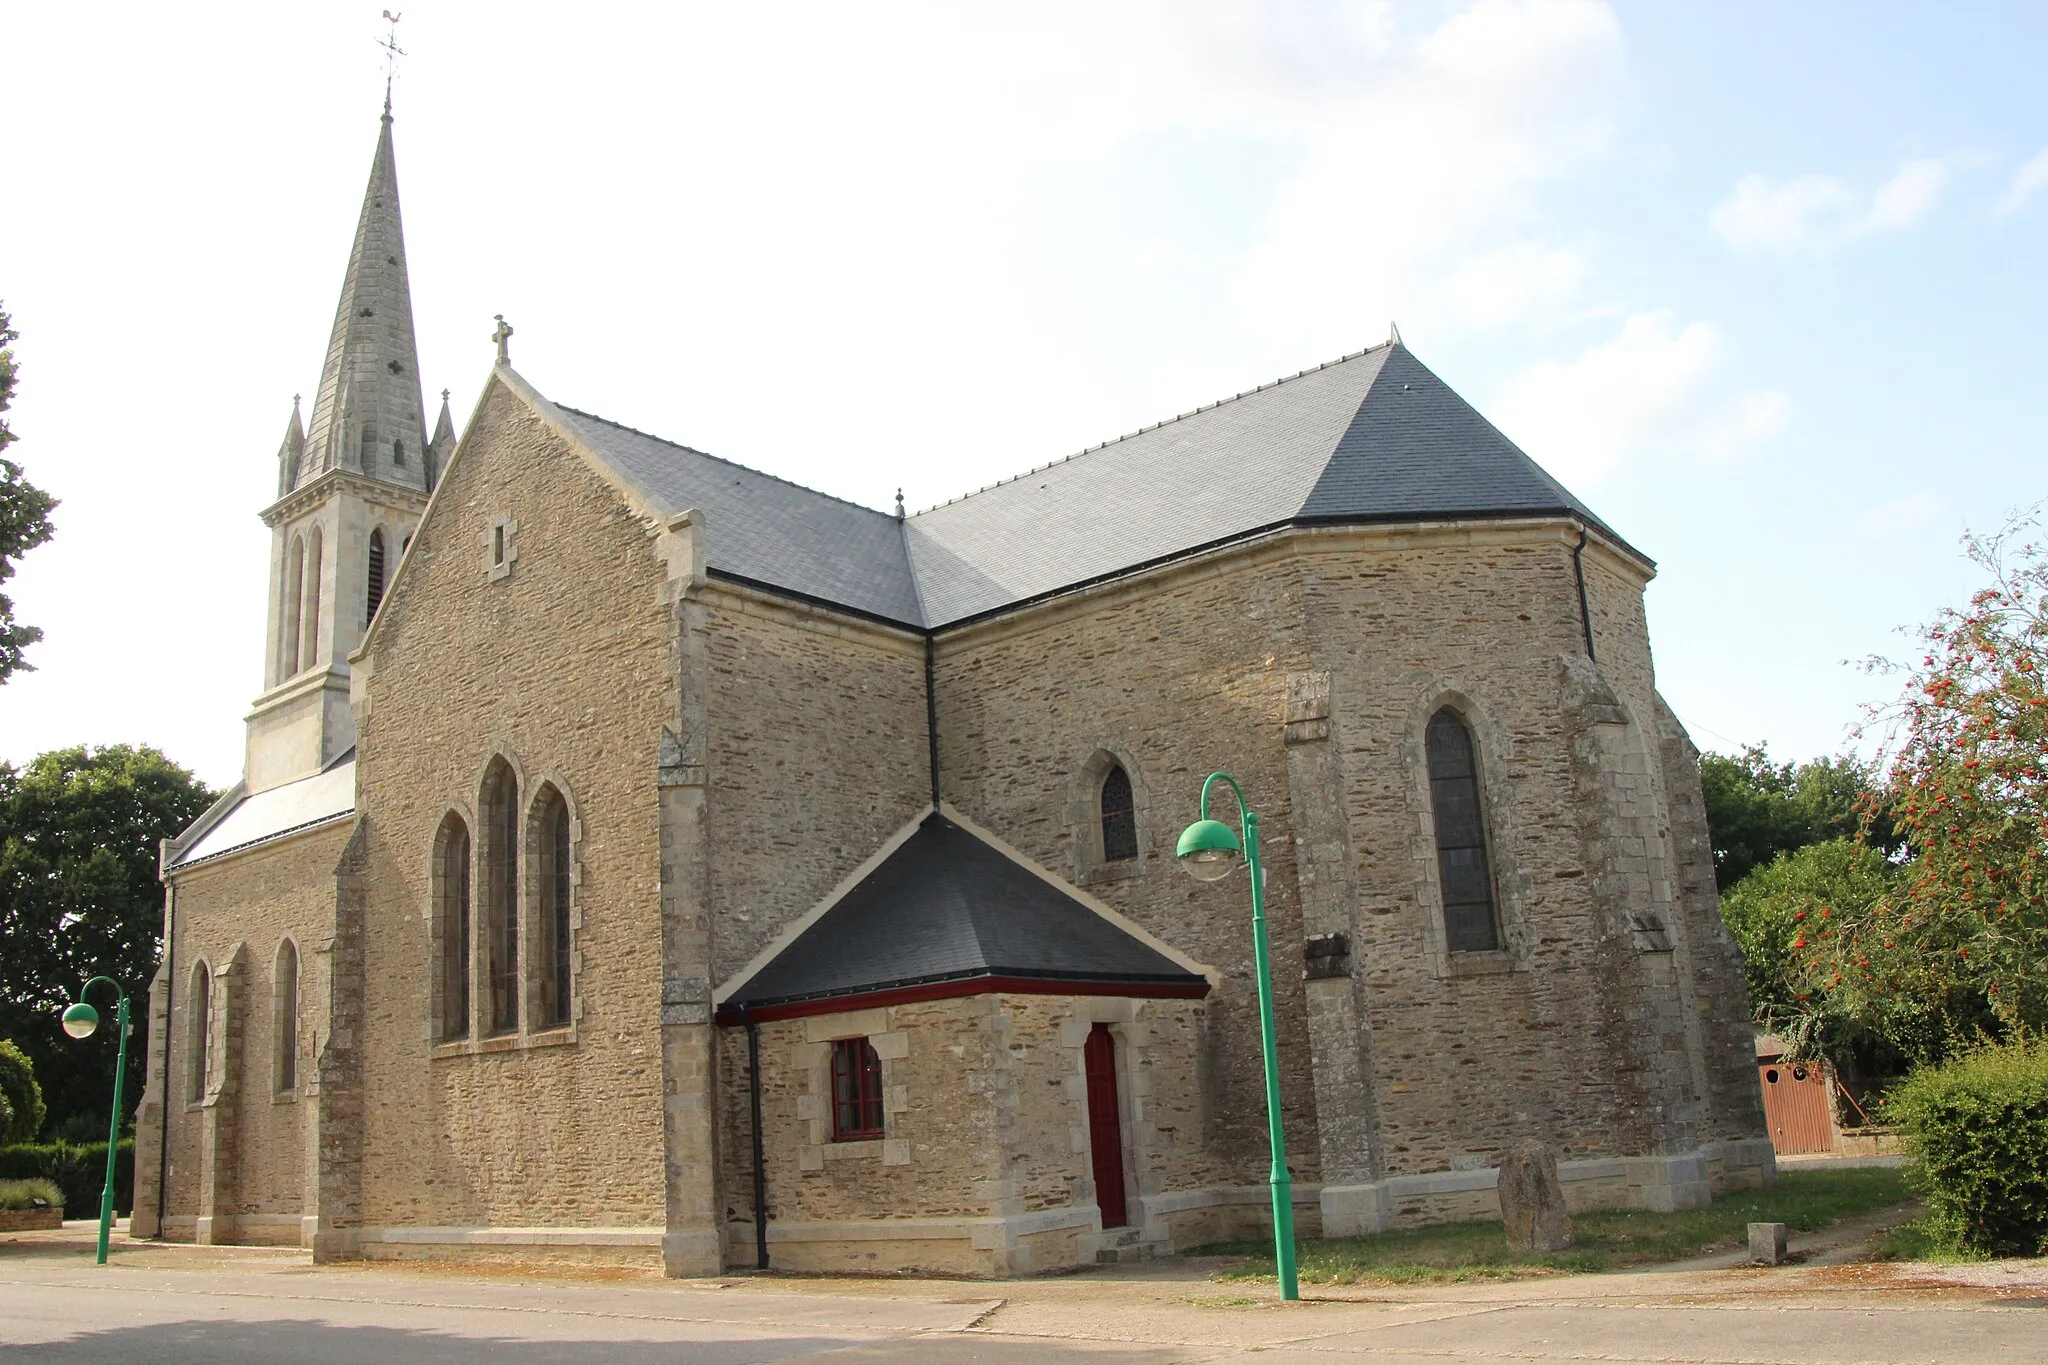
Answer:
[1,1,2044,791]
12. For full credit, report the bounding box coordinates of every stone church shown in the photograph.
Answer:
[132,104,1772,1276]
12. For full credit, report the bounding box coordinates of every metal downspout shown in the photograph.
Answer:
[924,633,941,808]
[1571,526,1597,662]
[742,1005,769,1270]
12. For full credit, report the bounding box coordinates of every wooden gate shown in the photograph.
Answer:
[1758,1061,1835,1155]
[1084,1023,1128,1229]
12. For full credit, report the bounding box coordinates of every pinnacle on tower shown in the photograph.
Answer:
[297,107,431,495]
[427,388,455,491]
[276,396,306,497]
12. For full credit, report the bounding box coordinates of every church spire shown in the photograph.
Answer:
[298,105,430,494]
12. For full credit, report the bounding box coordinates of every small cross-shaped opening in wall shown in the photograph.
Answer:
[493,525,505,566]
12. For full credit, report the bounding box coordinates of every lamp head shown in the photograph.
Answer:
[1175,818,1243,882]
[61,1001,100,1040]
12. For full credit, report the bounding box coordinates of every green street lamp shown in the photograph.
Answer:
[59,977,132,1266]
[1176,772,1300,1302]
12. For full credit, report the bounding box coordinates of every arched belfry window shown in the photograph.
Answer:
[187,962,212,1104]
[435,813,472,1041]
[274,939,300,1093]
[392,438,406,468]
[366,528,387,622]
[532,785,573,1029]
[1100,765,1137,863]
[301,525,324,669]
[481,762,520,1035]
[1426,708,1501,953]
[282,535,305,676]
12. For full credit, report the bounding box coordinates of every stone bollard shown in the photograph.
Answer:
[1498,1140,1573,1252]
[1748,1222,1788,1265]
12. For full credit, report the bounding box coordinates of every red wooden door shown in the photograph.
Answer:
[1084,1023,1128,1229]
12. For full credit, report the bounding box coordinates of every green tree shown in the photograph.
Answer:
[0,1039,46,1143]
[0,304,58,682]
[1797,512,2048,1065]
[0,746,214,1133]
[1720,839,1906,1078]
[1700,745,1893,889]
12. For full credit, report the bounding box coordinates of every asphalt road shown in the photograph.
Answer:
[2,1238,2046,1363]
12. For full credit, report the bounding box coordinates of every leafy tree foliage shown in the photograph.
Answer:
[1789,514,2048,1065]
[1700,745,1894,889]
[0,304,57,683]
[1719,839,1911,1086]
[0,1039,46,1144]
[0,746,214,1134]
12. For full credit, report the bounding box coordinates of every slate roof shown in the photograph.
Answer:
[551,405,925,625]
[719,814,1207,1014]
[549,341,1633,630]
[170,756,356,869]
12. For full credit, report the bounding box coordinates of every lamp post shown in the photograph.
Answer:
[1175,772,1299,1302]
[59,977,131,1266]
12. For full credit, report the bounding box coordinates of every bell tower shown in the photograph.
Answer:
[246,100,455,792]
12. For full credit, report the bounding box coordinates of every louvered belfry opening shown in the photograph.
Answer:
[1426,708,1501,953]
[366,527,387,621]
[1099,765,1137,862]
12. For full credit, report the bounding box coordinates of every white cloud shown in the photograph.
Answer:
[1854,491,1946,538]
[1710,157,1952,255]
[1228,0,1625,346]
[1997,148,2048,218]
[1490,311,1788,483]
[1445,243,1592,328]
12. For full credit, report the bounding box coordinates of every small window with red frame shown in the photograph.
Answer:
[830,1037,885,1141]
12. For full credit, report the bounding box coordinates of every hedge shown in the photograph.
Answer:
[0,1140,134,1218]
[1891,1040,2048,1257]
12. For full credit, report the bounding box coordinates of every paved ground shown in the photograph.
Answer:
[4,1221,2046,1363]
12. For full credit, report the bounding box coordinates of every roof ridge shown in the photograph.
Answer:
[553,402,902,522]
[908,340,1394,516]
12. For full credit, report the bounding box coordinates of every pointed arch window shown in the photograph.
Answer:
[1426,708,1501,953]
[1099,765,1137,863]
[301,525,323,669]
[187,962,212,1104]
[282,535,305,676]
[274,939,299,1094]
[481,761,520,1035]
[392,438,406,468]
[435,813,472,1040]
[532,785,574,1029]
[366,528,387,622]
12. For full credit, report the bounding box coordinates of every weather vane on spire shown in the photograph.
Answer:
[379,11,406,115]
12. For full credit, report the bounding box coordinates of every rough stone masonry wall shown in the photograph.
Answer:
[148,823,350,1243]
[1581,548,1767,1155]
[716,993,1210,1275]
[699,589,930,988]
[1298,527,1666,1180]
[346,386,676,1237]
[717,998,1003,1272]
[932,547,1320,1190]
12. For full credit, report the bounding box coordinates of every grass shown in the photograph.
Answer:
[0,1178,63,1212]
[1195,1168,1911,1286]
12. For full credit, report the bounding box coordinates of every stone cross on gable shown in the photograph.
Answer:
[492,315,513,365]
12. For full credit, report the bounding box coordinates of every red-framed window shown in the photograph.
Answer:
[830,1037,885,1141]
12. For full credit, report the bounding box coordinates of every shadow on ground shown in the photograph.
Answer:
[20,1319,1184,1364]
